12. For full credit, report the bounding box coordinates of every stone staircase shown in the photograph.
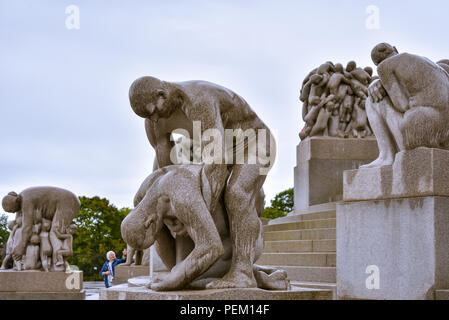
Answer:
[257,204,336,296]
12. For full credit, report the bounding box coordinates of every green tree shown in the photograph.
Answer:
[262,188,294,220]
[0,213,10,264]
[68,196,130,281]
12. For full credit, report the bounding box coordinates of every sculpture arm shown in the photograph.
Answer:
[144,119,175,168]
[154,225,176,269]
[377,54,412,113]
[54,228,70,240]
[13,204,33,257]
[151,203,223,291]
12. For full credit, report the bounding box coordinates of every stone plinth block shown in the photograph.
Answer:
[337,197,449,300]
[338,148,449,300]
[294,137,378,212]
[0,270,85,300]
[343,148,449,201]
[99,276,332,300]
[113,265,149,285]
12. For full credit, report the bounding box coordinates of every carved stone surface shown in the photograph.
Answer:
[294,137,378,212]
[123,76,288,292]
[122,165,287,291]
[344,148,449,201]
[338,147,449,299]
[299,61,376,140]
[100,276,332,300]
[337,196,449,300]
[361,43,449,169]
[0,270,85,300]
[1,186,80,272]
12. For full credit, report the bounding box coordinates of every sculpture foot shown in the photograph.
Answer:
[149,279,183,291]
[360,156,394,169]
[147,273,184,291]
[254,270,290,291]
[206,272,257,289]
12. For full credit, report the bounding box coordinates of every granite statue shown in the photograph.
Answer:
[300,61,376,140]
[123,245,146,266]
[1,187,80,272]
[361,43,449,168]
[122,165,288,291]
[127,76,284,290]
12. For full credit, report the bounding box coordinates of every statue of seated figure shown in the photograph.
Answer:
[361,43,449,168]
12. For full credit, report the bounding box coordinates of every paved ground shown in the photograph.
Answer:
[84,281,104,300]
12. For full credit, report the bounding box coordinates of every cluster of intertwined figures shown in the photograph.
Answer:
[300,61,376,140]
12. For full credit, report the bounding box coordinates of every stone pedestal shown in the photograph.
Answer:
[113,265,149,285]
[294,137,378,213]
[337,148,449,300]
[100,276,332,300]
[0,270,85,300]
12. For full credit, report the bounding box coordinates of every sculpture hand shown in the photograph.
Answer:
[368,79,387,103]
[12,253,21,261]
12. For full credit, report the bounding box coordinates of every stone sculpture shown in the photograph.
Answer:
[1,187,80,272]
[299,61,376,140]
[361,43,449,168]
[125,76,286,290]
[123,245,147,266]
[122,165,288,291]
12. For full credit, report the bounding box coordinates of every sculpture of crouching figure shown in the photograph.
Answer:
[362,43,449,168]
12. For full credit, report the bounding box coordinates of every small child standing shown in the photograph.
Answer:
[39,219,52,272]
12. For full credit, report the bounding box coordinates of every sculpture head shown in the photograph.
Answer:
[67,224,78,235]
[364,66,374,77]
[335,63,344,74]
[437,59,449,74]
[42,219,51,232]
[2,192,21,213]
[346,61,357,72]
[371,43,399,66]
[121,192,167,250]
[30,234,40,245]
[129,76,182,123]
[310,74,323,85]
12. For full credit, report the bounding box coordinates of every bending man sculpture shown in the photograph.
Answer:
[128,77,275,289]
[361,43,449,168]
[1,187,80,271]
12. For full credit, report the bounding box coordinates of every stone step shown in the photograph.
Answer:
[262,265,336,283]
[268,209,336,225]
[256,252,336,267]
[299,210,336,221]
[264,240,336,253]
[291,281,337,300]
[264,228,336,241]
[264,218,336,232]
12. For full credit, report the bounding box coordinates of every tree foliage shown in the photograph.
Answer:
[262,188,294,220]
[68,196,130,281]
[0,214,10,263]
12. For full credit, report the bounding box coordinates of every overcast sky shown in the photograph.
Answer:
[1,0,449,220]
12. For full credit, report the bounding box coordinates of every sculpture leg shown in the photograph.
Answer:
[0,254,12,269]
[150,200,223,291]
[123,245,134,266]
[400,106,449,150]
[207,164,265,289]
[361,97,403,168]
